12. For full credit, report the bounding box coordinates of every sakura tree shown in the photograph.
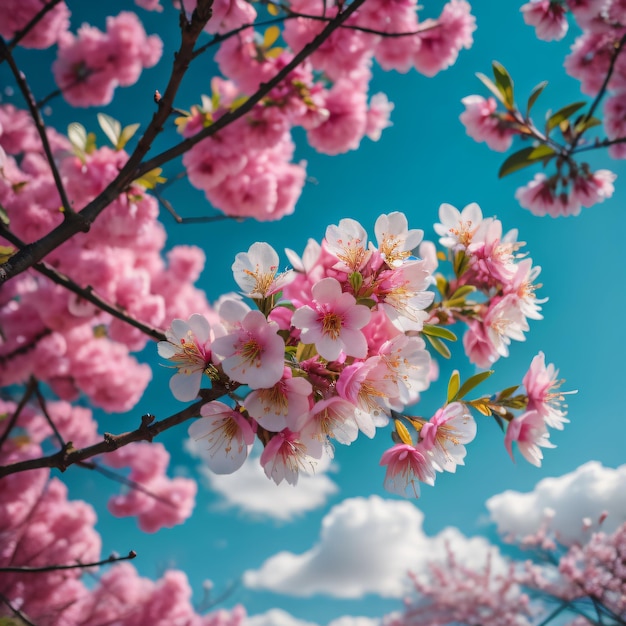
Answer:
[0,0,620,624]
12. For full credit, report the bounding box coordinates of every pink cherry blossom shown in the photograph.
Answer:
[504,410,555,466]
[521,0,569,41]
[260,429,324,485]
[157,314,213,402]
[53,12,162,107]
[570,169,617,208]
[523,351,571,430]
[374,211,424,267]
[232,242,294,298]
[211,309,285,389]
[299,396,360,445]
[460,95,516,152]
[245,371,313,432]
[291,277,371,361]
[380,442,437,498]
[365,93,395,141]
[420,402,477,472]
[188,401,255,473]
[0,0,70,49]
[325,217,371,272]
[434,201,484,250]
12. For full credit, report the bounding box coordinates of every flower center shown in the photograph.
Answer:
[321,312,343,339]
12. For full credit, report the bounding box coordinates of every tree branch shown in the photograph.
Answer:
[0,377,37,450]
[0,37,82,226]
[5,0,63,52]
[0,0,367,283]
[0,384,234,478]
[0,550,136,574]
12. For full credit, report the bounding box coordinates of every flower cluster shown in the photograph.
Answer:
[176,0,475,220]
[159,205,568,494]
[0,105,212,412]
[460,1,626,217]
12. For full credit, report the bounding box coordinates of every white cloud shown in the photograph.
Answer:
[328,618,381,626]
[186,440,338,521]
[487,461,626,544]
[243,495,503,599]
[245,609,319,626]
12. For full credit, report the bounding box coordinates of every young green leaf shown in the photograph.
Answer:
[526,80,548,117]
[425,334,451,359]
[456,370,493,400]
[492,61,514,109]
[546,101,587,132]
[97,113,121,147]
[475,72,506,105]
[498,144,556,178]
[447,370,460,403]
[117,123,140,150]
[422,324,457,342]
[68,122,87,153]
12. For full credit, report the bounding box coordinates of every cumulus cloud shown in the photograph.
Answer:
[245,609,319,626]
[243,495,503,598]
[245,610,380,626]
[186,440,338,521]
[487,461,626,544]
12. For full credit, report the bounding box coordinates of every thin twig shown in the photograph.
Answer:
[5,0,63,51]
[34,379,65,449]
[0,591,38,626]
[0,377,37,450]
[0,37,84,226]
[155,191,236,224]
[0,550,136,574]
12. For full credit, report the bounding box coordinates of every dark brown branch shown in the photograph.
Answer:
[0,377,37,450]
[35,261,167,342]
[0,0,367,283]
[0,384,234,478]
[5,0,63,51]
[0,37,82,225]
[34,380,65,449]
[155,191,236,224]
[0,550,136,574]
[0,225,167,342]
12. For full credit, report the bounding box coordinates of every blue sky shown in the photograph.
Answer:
[5,1,626,624]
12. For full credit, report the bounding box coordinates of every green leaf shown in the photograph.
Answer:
[453,250,470,277]
[68,122,87,152]
[456,370,494,401]
[425,334,451,359]
[574,115,602,134]
[117,123,140,150]
[475,72,506,106]
[449,285,476,300]
[0,202,9,226]
[97,113,121,147]
[498,385,519,400]
[492,61,514,108]
[447,370,460,403]
[526,80,548,117]
[422,324,457,342]
[498,144,556,178]
[546,101,587,132]
[134,167,166,189]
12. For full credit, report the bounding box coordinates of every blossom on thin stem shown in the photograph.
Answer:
[420,402,477,472]
[157,314,213,402]
[291,277,371,361]
[380,443,436,498]
[232,242,294,299]
[188,401,255,474]
[505,409,555,467]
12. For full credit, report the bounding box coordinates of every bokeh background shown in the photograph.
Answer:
[3,2,625,624]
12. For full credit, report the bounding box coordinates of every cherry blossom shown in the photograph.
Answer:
[260,429,324,485]
[420,402,477,472]
[374,211,424,267]
[188,401,255,474]
[434,201,484,250]
[505,410,555,466]
[157,314,213,402]
[211,309,285,389]
[291,277,371,361]
[232,242,294,299]
[521,0,569,41]
[380,443,437,498]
